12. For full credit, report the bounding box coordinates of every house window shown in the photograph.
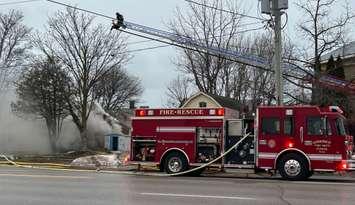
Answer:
[261,118,280,135]
[199,101,207,107]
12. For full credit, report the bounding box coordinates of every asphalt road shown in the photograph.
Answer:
[1,166,355,205]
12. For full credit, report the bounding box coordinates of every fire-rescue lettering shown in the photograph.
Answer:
[159,109,204,116]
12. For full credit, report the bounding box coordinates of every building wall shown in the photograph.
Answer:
[182,94,220,108]
[182,93,240,118]
[343,58,355,122]
[320,57,355,122]
[343,58,355,81]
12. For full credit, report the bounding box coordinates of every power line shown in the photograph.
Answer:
[126,39,154,45]
[46,0,114,20]
[43,1,266,60]
[236,26,265,33]
[0,45,172,70]
[119,45,170,54]
[238,21,264,27]
[120,28,307,83]
[184,0,265,21]
[2,0,301,84]
[0,0,41,6]
[45,1,265,47]
[44,0,267,66]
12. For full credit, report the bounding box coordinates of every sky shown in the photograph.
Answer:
[0,0,354,107]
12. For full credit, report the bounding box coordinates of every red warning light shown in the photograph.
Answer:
[337,160,348,170]
[287,142,294,148]
[342,162,348,170]
[217,108,225,116]
[137,110,146,116]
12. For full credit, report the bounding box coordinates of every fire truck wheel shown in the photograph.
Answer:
[164,152,188,174]
[277,153,309,181]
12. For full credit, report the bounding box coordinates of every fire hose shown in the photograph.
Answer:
[0,155,71,169]
[155,132,251,176]
[0,133,251,177]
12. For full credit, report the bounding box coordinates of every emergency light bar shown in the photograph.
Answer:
[328,106,344,114]
[135,108,225,117]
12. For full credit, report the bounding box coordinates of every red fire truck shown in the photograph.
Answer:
[130,105,354,180]
[109,13,355,180]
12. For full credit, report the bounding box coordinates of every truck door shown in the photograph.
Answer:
[302,116,339,169]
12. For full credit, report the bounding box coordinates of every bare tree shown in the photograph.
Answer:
[33,8,130,149]
[228,34,276,109]
[169,0,246,95]
[169,0,303,109]
[0,10,31,92]
[166,75,195,107]
[12,57,71,152]
[295,0,354,104]
[93,67,143,116]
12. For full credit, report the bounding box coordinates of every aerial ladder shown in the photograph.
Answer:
[111,13,355,96]
[316,75,355,95]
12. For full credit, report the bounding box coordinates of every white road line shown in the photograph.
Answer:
[292,181,355,186]
[0,173,92,179]
[140,193,256,200]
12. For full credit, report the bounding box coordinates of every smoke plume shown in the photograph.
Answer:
[0,91,123,155]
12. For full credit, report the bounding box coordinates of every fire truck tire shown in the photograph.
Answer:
[164,152,188,174]
[277,153,309,181]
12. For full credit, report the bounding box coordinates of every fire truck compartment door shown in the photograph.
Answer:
[227,120,243,136]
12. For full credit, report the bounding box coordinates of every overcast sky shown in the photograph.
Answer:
[1,0,354,107]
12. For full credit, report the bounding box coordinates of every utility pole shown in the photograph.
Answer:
[261,0,288,106]
[272,0,283,106]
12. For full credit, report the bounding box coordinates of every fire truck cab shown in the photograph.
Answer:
[257,106,353,179]
[130,105,354,180]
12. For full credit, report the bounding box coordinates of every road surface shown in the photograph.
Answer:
[0,166,355,205]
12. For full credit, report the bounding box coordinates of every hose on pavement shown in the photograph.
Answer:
[0,133,251,177]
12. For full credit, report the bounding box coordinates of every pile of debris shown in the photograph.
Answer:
[70,152,130,169]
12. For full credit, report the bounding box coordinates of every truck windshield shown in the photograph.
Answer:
[336,118,348,136]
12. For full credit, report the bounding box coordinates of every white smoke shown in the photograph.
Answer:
[0,91,52,154]
[86,102,123,149]
[0,91,122,154]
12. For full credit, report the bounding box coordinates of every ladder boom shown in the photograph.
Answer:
[123,21,269,69]
[112,14,355,95]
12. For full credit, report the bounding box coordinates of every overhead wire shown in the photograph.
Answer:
[0,0,41,6]
[118,44,170,54]
[126,39,154,45]
[184,0,265,21]
[0,45,172,69]
[43,0,272,71]
[44,0,266,54]
[46,0,114,20]
[41,1,287,74]
[0,0,306,87]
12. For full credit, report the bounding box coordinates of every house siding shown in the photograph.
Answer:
[182,95,220,108]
